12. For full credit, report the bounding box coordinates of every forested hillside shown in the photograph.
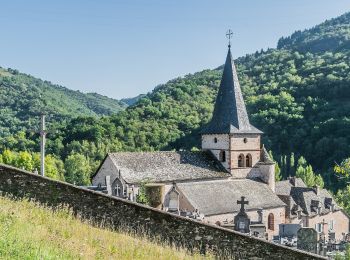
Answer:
[1,12,350,193]
[0,67,126,135]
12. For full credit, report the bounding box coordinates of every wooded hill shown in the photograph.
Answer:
[0,67,126,136]
[1,12,350,191]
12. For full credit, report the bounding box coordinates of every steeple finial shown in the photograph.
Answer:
[226,29,233,48]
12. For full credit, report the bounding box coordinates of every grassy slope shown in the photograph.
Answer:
[0,196,209,260]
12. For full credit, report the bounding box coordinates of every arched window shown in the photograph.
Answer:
[219,150,226,162]
[246,154,252,167]
[214,137,218,143]
[238,154,245,167]
[268,213,274,230]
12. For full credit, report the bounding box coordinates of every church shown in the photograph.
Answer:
[92,43,349,241]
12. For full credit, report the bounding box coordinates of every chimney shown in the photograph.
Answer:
[297,208,302,219]
[313,185,320,195]
[331,203,335,212]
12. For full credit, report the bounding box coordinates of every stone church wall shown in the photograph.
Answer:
[204,206,286,239]
[201,134,230,170]
[92,155,119,187]
[0,164,324,259]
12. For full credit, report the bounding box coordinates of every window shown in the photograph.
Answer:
[219,150,226,162]
[315,223,323,233]
[243,138,248,143]
[238,154,244,167]
[246,154,252,167]
[329,220,335,231]
[214,137,218,143]
[268,213,274,230]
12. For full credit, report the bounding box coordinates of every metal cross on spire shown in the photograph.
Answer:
[226,29,233,48]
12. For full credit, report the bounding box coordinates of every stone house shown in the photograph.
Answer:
[92,44,349,241]
[276,177,349,241]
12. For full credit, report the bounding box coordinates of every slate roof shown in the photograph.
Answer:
[259,145,274,164]
[177,179,286,216]
[290,187,338,217]
[106,151,230,184]
[275,178,307,196]
[276,178,339,217]
[201,47,262,134]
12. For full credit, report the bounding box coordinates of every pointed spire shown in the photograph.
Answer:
[202,45,262,134]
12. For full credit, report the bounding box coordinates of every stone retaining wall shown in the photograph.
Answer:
[0,164,325,259]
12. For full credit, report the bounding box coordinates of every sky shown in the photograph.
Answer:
[1,1,349,99]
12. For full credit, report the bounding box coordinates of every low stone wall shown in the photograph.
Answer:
[0,164,324,259]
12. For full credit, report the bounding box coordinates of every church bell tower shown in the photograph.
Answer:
[201,33,263,178]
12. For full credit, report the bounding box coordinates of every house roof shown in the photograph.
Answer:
[276,178,340,217]
[105,151,230,184]
[201,47,262,135]
[275,178,307,196]
[290,187,338,216]
[177,179,286,216]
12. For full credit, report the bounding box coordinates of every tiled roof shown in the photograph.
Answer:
[108,151,230,184]
[276,178,339,217]
[177,179,286,216]
[275,178,307,196]
[201,47,262,134]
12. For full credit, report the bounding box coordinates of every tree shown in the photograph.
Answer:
[136,181,150,205]
[290,152,295,175]
[45,155,65,181]
[64,153,91,185]
[334,158,350,179]
[336,185,350,215]
[296,161,324,188]
[14,151,34,171]
[275,163,282,181]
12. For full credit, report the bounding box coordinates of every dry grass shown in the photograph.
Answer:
[0,196,212,259]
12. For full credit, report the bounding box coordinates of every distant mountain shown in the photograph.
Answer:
[0,67,126,135]
[2,11,350,191]
[120,94,145,106]
[278,12,350,53]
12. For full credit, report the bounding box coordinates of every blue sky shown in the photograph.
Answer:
[1,1,349,99]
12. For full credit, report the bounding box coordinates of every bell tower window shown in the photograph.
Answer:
[219,150,226,162]
[246,154,252,167]
[238,154,244,167]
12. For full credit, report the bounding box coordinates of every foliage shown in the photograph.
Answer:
[0,196,206,259]
[268,150,282,181]
[136,181,150,205]
[64,153,92,185]
[1,12,350,192]
[336,185,350,216]
[0,67,126,136]
[0,149,64,180]
[334,158,350,178]
[296,157,324,188]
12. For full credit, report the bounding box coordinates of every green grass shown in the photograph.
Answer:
[0,195,211,259]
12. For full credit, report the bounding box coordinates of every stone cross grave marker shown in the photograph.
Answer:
[297,227,318,253]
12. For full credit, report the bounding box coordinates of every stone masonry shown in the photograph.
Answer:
[0,164,325,259]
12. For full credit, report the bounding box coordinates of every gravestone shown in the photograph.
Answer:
[234,196,250,233]
[297,227,318,253]
[250,224,266,238]
[279,224,301,238]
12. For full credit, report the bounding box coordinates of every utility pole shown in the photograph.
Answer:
[40,113,46,177]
